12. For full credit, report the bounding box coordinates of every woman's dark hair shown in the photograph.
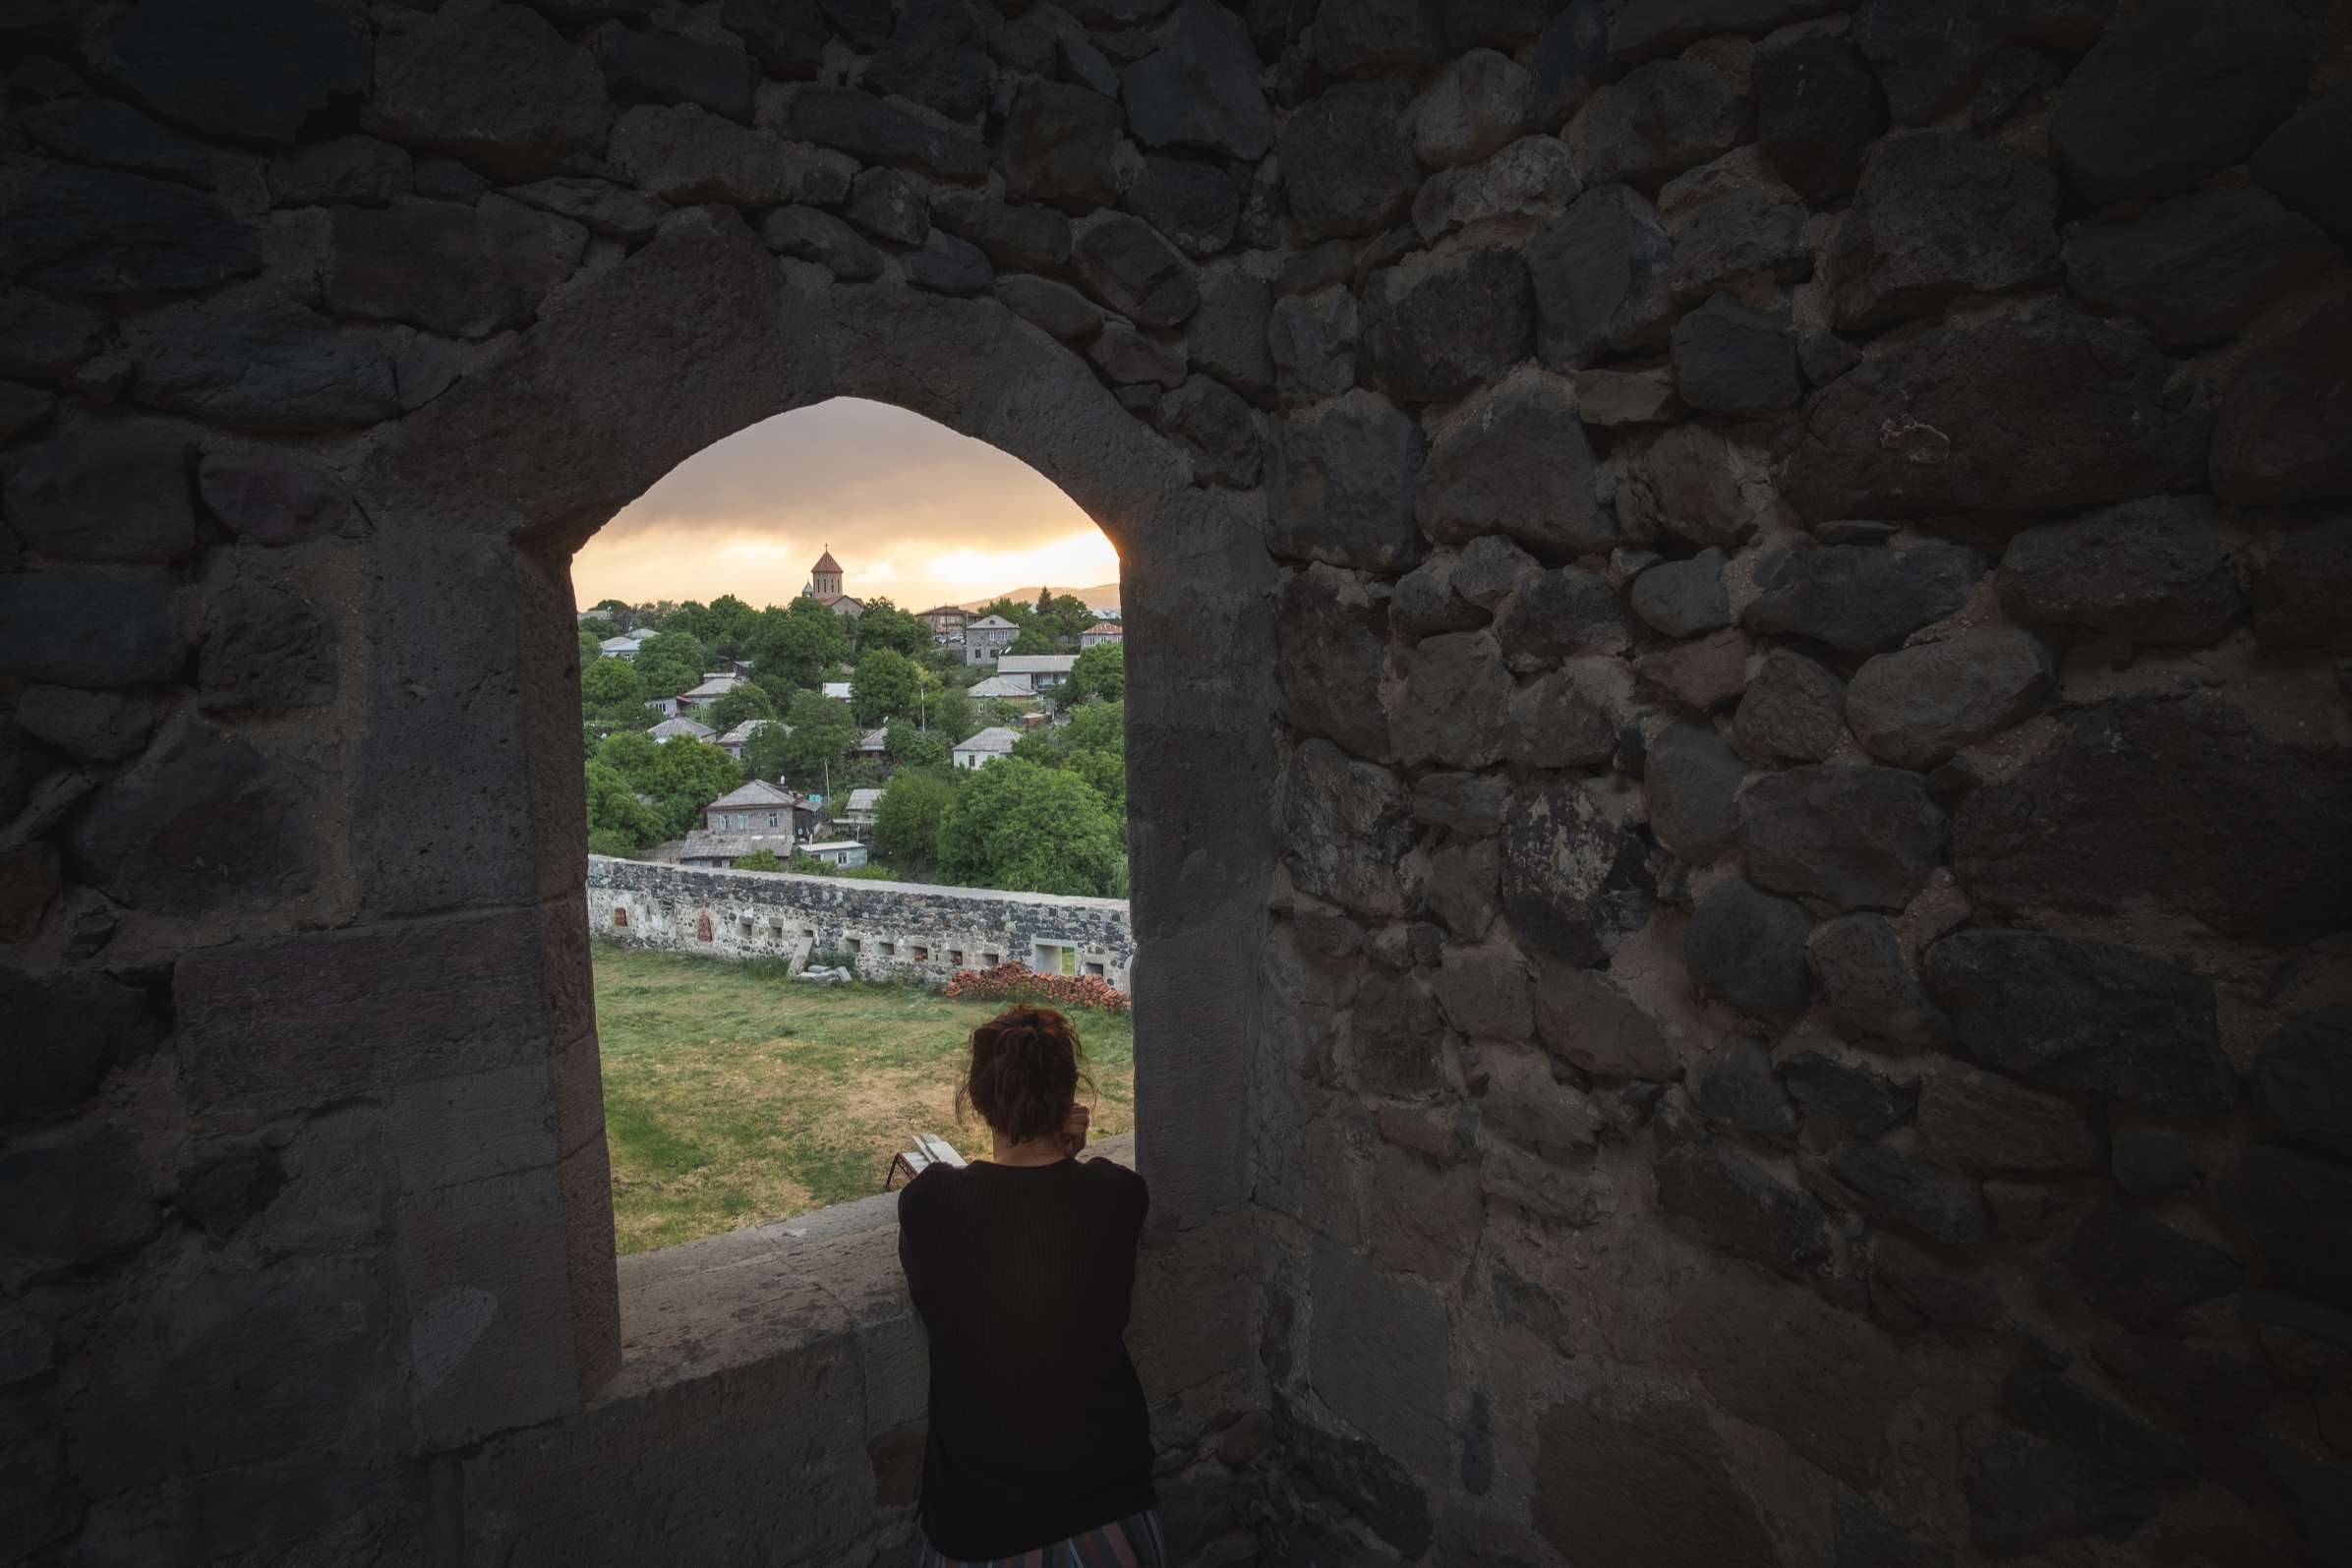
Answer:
[959,1005,1093,1146]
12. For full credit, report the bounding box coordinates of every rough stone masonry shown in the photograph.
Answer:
[1,0,2349,1564]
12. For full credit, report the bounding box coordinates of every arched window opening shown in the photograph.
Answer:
[571,399,1137,1259]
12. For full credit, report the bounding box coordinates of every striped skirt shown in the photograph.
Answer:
[911,1507,1166,1568]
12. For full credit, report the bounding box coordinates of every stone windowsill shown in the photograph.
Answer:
[608,1133,1138,1409]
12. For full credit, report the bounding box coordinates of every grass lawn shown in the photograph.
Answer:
[592,942,1136,1255]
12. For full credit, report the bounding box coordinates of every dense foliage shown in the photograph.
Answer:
[935,757,1124,897]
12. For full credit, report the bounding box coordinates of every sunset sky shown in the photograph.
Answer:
[569,398,1123,613]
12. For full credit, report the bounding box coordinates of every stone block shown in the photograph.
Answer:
[1121,157,1241,258]
[1917,1070,2091,1176]
[1742,541,1983,654]
[198,448,367,546]
[1314,0,1445,75]
[1753,32,1881,201]
[1690,1034,1797,1134]
[610,104,849,206]
[1684,880,1811,1015]
[1272,1399,1435,1559]
[1387,631,1512,770]
[1534,1394,1776,1565]
[2251,522,2352,650]
[2049,1202,2245,1331]
[1738,764,1947,911]
[1414,135,1582,240]
[1368,1143,1483,1282]
[1413,49,1534,168]
[1535,964,1681,1081]
[1187,268,1274,399]
[1828,1142,1990,1245]
[1503,669,1617,768]
[999,80,1125,209]
[1494,566,1630,670]
[2049,0,2311,206]
[903,230,991,296]
[1350,969,1448,1098]
[1782,1051,1915,1139]
[1308,1236,1450,1475]
[1653,1138,1828,1276]
[1361,242,1532,405]
[1575,58,1754,193]
[1949,695,2352,948]
[2254,82,2352,245]
[2220,1146,2352,1313]
[1671,292,1799,415]
[1499,781,1654,967]
[1845,627,2054,770]
[363,0,613,181]
[591,22,756,122]
[175,905,577,1111]
[0,162,260,297]
[197,559,338,712]
[1825,132,2059,331]
[2251,1007,2352,1160]
[1806,912,1950,1049]
[1417,370,1610,557]
[2211,300,2352,507]
[1278,82,1424,241]
[0,963,157,1115]
[0,1122,156,1266]
[1264,390,1427,572]
[1121,0,1275,160]
[1783,305,2212,521]
[2066,188,2337,349]
[1527,185,1674,367]
[1923,929,2233,1118]
[1996,496,2240,648]
[2,419,196,564]
[1072,215,1200,328]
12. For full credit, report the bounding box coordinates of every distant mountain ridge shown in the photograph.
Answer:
[959,582,1121,614]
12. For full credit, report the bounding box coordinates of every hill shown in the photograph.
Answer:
[961,582,1122,614]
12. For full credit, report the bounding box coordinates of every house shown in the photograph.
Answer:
[598,635,643,660]
[701,780,800,835]
[963,613,1019,665]
[967,672,1034,701]
[919,606,970,638]
[837,786,884,839]
[715,719,785,760]
[647,716,715,744]
[1080,621,1123,649]
[853,726,890,757]
[999,653,1078,690]
[795,840,868,868]
[800,549,864,619]
[674,673,743,713]
[820,681,853,702]
[953,726,1020,769]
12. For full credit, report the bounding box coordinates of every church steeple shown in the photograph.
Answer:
[808,547,843,600]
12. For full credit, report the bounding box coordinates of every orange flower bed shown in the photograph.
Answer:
[941,960,1132,1015]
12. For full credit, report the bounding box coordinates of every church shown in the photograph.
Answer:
[799,548,863,618]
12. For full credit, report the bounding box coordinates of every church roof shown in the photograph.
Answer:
[811,549,842,574]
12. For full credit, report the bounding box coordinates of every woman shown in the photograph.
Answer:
[898,1004,1162,1567]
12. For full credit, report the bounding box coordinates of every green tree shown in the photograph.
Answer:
[974,597,1034,628]
[735,846,785,872]
[1067,746,1126,815]
[852,646,919,726]
[887,721,950,770]
[664,600,715,645]
[930,681,973,742]
[577,625,602,666]
[1010,729,1057,766]
[753,598,851,692]
[702,682,777,732]
[704,594,758,658]
[1061,698,1125,756]
[633,629,709,701]
[936,759,1124,896]
[873,771,956,872]
[1043,592,1096,642]
[596,728,667,792]
[581,657,646,720]
[854,598,929,659]
[651,736,744,806]
[1035,586,1053,618]
[1008,625,1058,656]
[779,689,858,789]
[584,759,665,853]
[740,719,796,782]
[1064,642,1124,705]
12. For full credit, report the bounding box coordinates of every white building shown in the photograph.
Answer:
[953,726,1020,770]
[1080,621,1123,649]
[796,840,868,868]
[647,716,715,744]
[598,635,644,660]
[853,726,890,757]
[716,719,784,760]
[837,786,884,839]
[820,681,853,702]
[967,672,1034,701]
[998,653,1078,690]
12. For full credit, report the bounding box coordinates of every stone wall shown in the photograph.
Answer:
[3,0,2349,1565]
[585,853,1136,986]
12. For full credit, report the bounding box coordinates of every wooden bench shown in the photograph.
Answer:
[883,1132,967,1191]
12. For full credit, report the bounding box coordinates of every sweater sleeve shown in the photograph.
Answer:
[896,1169,933,1308]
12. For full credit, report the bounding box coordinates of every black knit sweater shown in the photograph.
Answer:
[896,1154,1156,1559]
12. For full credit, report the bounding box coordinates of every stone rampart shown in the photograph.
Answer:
[585,855,1135,988]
